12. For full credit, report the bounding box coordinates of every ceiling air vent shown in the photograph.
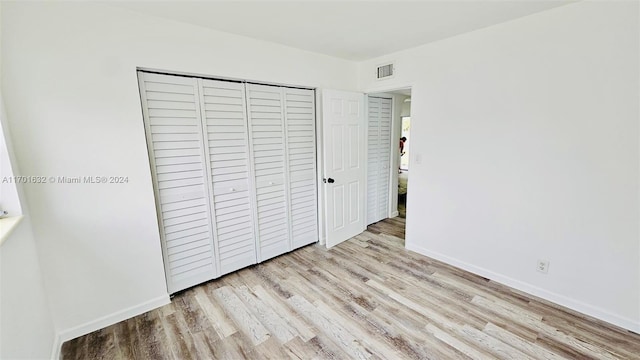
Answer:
[376,63,394,80]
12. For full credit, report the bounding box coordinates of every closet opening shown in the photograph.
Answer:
[137,69,319,294]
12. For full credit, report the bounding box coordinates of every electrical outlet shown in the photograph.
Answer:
[537,260,550,274]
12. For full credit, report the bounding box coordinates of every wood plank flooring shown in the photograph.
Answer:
[367,216,405,239]
[62,217,640,359]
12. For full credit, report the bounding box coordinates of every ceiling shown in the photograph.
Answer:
[109,1,574,61]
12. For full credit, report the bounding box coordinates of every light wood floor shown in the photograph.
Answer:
[62,217,640,359]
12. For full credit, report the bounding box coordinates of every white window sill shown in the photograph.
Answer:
[0,215,24,246]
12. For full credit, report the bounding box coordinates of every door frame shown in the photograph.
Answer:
[315,86,412,246]
[364,90,411,221]
[367,86,412,222]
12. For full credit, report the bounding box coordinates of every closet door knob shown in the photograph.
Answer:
[230,188,235,192]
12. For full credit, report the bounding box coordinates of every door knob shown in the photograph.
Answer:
[323,178,335,184]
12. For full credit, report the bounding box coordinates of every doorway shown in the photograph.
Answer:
[366,88,411,229]
[320,87,411,248]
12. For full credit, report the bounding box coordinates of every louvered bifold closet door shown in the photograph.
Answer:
[367,97,392,225]
[246,84,292,261]
[284,88,318,249]
[377,98,392,221]
[198,79,257,275]
[138,72,217,293]
[367,97,381,225]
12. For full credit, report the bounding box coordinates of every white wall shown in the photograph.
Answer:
[1,2,56,357]
[0,107,20,216]
[359,1,640,331]
[0,4,19,217]
[1,0,358,343]
[0,219,56,359]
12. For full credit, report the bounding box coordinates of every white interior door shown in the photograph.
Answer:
[322,89,366,248]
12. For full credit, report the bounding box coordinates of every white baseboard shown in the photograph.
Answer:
[390,211,399,218]
[405,242,640,333]
[55,294,170,352]
[50,333,62,360]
